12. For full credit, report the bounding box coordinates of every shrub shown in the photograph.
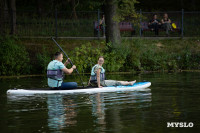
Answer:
[36,45,52,74]
[0,36,30,75]
[69,42,102,73]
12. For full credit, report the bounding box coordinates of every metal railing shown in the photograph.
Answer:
[1,9,200,38]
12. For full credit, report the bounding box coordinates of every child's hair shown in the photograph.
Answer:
[98,56,104,59]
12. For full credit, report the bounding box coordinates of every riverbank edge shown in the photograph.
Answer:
[1,70,200,79]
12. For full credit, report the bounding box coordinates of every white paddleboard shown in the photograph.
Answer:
[7,82,151,95]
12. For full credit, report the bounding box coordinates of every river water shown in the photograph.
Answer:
[0,72,200,133]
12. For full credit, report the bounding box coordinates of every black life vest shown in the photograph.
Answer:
[47,69,64,81]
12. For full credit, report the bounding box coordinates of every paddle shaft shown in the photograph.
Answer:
[51,37,84,88]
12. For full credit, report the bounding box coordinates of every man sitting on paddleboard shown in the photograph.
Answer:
[47,52,77,89]
[88,56,136,88]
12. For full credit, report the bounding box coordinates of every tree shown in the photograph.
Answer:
[0,0,6,35]
[105,0,139,45]
[68,0,79,19]
[7,0,16,34]
[37,0,43,17]
[105,0,121,45]
[136,0,200,11]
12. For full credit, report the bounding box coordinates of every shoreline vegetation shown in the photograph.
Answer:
[1,70,200,79]
[0,36,200,76]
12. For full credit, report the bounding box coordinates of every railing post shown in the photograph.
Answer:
[55,9,58,38]
[139,9,142,37]
[181,9,184,38]
[97,9,100,39]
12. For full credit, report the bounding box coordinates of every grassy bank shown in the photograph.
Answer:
[0,36,200,76]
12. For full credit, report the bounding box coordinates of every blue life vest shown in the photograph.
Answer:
[90,64,106,82]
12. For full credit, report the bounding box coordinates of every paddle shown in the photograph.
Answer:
[51,37,84,88]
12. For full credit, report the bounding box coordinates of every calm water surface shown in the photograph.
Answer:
[0,72,200,133]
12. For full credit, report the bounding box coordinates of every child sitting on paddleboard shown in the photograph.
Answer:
[88,56,136,88]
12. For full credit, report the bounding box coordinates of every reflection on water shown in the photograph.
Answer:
[47,95,78,131]
[44,89,152,132]
[3,72,200,133]
[91,93,106,132]
[47,95,67,130]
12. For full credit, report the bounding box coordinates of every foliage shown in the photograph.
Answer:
[114,0,140,23]
[69,42,102,73]
[68,38,200,73]
[1,38,200,76]
[103,41,130,71]
[0,36,30,75]
[123,38,200,71]
[69,41,129,73]
[36,45,52,74]
[15,0,200,13]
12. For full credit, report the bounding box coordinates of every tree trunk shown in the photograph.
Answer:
[70,0,78,19]
[0,0,5,35]
[37,0,43,17]
[105,0,121,45]
[7,0,16,34]
[11,0,16,34]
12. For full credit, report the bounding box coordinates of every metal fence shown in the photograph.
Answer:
[139,9,200,37]
[2,9,200,38]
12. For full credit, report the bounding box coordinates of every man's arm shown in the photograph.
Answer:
[64,58,70,66]
[61,65,76,74]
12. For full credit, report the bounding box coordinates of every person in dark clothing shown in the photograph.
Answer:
[148,14,161,35]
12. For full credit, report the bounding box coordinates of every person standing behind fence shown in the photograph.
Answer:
[148,14,161,36]
[161,13,172,36]
[99,15,105,37]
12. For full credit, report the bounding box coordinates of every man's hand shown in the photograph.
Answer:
[72,65,76,70]
[98,85,103,88]
[66,58,71,64]
[64,58,71,66]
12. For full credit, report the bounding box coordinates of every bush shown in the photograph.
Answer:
[68,41,130,73]
[103,42,129,72]
[36,45,52,74]
[123,38,200,71]
[1,38,200,76]
[69,42,102,73]
[0,36,30,75]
